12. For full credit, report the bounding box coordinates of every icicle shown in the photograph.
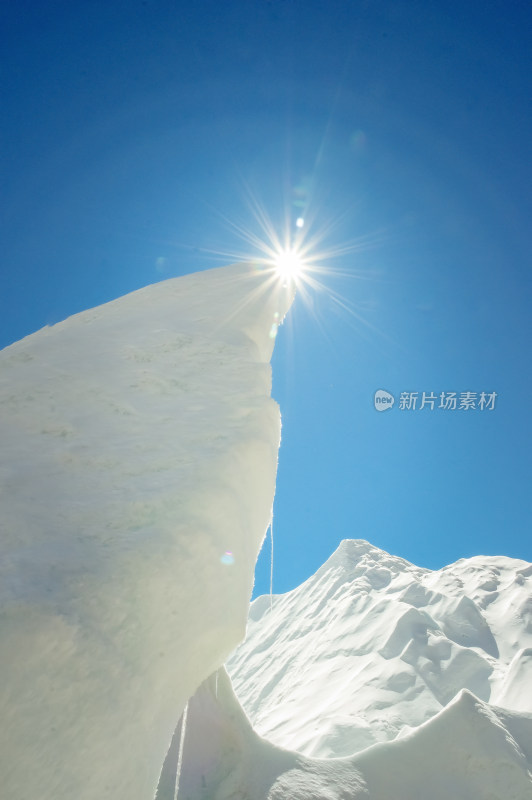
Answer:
[173,701,189,800]
[269,516,274,611]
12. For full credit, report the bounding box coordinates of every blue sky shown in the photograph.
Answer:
[2,1,531,597]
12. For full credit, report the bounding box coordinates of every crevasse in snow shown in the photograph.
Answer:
[0,262,294,800]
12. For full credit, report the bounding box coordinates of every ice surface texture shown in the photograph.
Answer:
[0,263,294,800]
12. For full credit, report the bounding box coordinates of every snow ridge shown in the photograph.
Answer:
[228,539,532,758]
[159,540,532,799]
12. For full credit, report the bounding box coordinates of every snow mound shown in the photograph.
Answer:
[156,667,369,800]
[0,263,293,800]
[353,689,532,800]
[158,541,532,799]
[157,671,532,800]
[228,539,532,757]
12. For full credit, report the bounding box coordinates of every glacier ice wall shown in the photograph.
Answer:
[0,263,293,800]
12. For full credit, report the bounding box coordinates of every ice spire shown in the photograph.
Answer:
[0,262,294,800]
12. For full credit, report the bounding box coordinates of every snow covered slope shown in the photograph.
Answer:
[228,539,532,758]
[158,668,532,799]
[157,540,532,799]
[0,263,293,800]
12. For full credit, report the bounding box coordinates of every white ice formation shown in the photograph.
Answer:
[0,263,294,800]
[2,261,531,800]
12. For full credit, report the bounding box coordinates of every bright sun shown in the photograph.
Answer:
[274,247,305,283]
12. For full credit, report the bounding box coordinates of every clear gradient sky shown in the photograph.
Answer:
[2,1,531,598]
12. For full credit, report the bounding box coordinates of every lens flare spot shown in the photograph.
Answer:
[221,551,234,566]
[296,217,305,228]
